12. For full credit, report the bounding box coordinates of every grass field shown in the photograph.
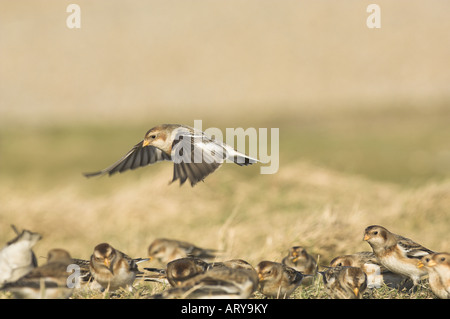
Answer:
[1,106,449,299]
[1,1,449,300]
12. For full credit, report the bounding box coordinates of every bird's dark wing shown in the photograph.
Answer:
[83,141,171,177]
[397,237,434,259]
[170,134,223,187]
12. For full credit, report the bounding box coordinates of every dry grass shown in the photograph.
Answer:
[0,159,448,299]
[1,1,449,300]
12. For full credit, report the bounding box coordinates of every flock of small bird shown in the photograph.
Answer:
[1,124,448,299]
[0,224,448,299]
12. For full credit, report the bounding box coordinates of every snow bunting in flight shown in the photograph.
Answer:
[84,124,258,186]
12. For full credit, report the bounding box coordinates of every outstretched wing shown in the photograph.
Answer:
[170,134,224,186]
[83,141,171,177]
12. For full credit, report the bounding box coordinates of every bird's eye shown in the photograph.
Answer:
[151,135,156,139]
[373,231,378,235]
[440,257,446,262]
[337,262,343,267]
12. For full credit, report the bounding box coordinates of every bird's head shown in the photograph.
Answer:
[143,127,170,151]
[93,243,115,269]
[363,225,388,247]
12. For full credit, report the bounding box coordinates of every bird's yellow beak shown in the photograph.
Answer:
[104,259,111,268]
[292,257,299,263]
[417,261,424,268]
[142,139,150,147]
[258,273,264,281]
[363,234,370,241]
[353,288,359,296]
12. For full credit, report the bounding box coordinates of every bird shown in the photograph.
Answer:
[282,246,317,276]
[164,257,210,287]
[147,238,221,264]
[363,225,434,286]
[143,258,256,287]
[319,266,368,299]
[1,248,74,299]
[418,252,450,299]
[329,251,410,289]
[149,262,259,299]
[89,243,144,291]
[0,226,42,285]
[83,124,258,187]
[255,261,304,299]
[208,259,256,272]
[71,249,149,290]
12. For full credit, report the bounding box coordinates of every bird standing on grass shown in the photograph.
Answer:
[329,251,410,289]
[363,225,434,286]
[83,124,258,186]
[1,248,73,299]
[89,243,144,291]
[0,226,42,285]
[282,246,317,276]
[418,252,450,299]
[149,260,259,299]
[256,261,304,299]
[320,266,367,299]
[147,238,221,264]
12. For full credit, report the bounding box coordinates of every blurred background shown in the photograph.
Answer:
[0,1,449,271]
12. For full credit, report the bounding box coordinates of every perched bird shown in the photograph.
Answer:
[0,226,42,284]
[208,259,256,272]
[143,258,256,287]
[83,124,258,186]
[320,266,368,299]
[363,225,434,286]
[89,243,143,291]
[147,238,220,264]
[165,257,210,287]
[418,252,450,299]
[72,252,148,287]
[329,251,410,289]
[1,248,73,299]
[150,263,259,299]
[256,261,304,299]
[282,246,317,275]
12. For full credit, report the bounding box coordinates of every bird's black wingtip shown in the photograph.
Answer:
[82,171,102,178]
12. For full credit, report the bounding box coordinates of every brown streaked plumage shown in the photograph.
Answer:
[142,258,256,287]
[147,238,220,264]
[256,261,304,299]
[165,257,210,287]
[418,252,450,299]
[363,225,434,286]
[83,124,258,186]
[329,251,410,289]
[320,266,368,299]
[282,246,317,275]
[1,248,73,299]
[89,243,142,291]
[149,266,259,299]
